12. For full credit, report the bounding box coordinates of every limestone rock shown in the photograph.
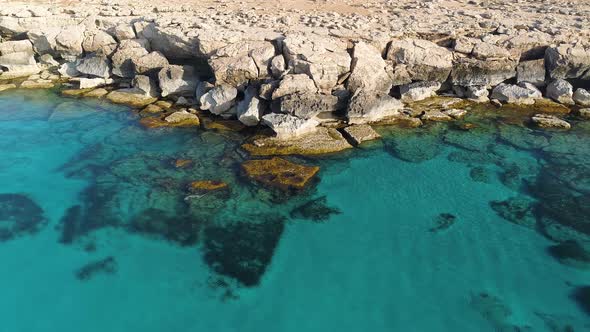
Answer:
[209,55,258,88]
[283,33,350,91]
[113,24,136,41]
[111,41,149,78]
[82,30,117,55]
[241,157,319,190]
[261,113,319,138]
[386,39,453,82]
[132,51,169,75]
[545,44,590,80]
[0,40,34,55]
[237,87,264,126]
[400,81,441,102]
[573,89,590,107]
[279,93,340,119]
[158,65,197,97]
[347,90,403,124]
[196,81,214,103]
[0,83,17,92]
[453,85,489,102]
[71,77,113,89]
[490,83,542,105]
[58,62,79,78]
[516,59,546,87]
[75,54,110,78]
[579,108,590,119]
[164,110,200,126]
[421,110,452,122]
[472,42,512,60]
[0,52,40,78]
[451,57,517,87]
[546,79,574,105]
[132,75,158,97]
[342,124,381,145]
[20,80,54,89]
[106,89,157,107]
[531,114,571,129]
[270,55,286,78]
[348,41,392,94]
[271,74,317,99]
[242,127,352,156]
[199,84,238,115]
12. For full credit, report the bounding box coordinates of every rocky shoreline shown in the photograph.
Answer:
[0,0,590,154]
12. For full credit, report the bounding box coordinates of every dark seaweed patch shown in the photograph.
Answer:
[429,213,457,233]
[0,193,47,241]
[469,166,493,183]
[202,216,285,287]
[548,241,590,269]
[75,256,117,281]
[490,197,537,229]
[289,196,341,222]
[572,286,590,316]
[129,208,203,246]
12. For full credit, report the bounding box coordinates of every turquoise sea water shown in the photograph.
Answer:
[0,90,589,332]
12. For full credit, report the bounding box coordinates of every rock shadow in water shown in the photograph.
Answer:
[0,193,47,242]
[75,256,117,281]
[289,196,341,222]
[202,216,285,287]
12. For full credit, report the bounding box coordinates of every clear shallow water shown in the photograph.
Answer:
[0,90,589,331]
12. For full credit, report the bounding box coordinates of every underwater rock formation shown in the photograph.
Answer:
[548,240,590,269]
[470,292,532,331]
[0,193,47,242]
[572,286,590,316]
[75,256,117,281]
[490,196,537,229]
[202,217,285,287]
[241,157,320,191]
[129,208,202,246]
[429,213,457,233]
[289,196,341,222]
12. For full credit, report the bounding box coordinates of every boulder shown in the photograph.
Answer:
[573,88,590,107]
[472,42,512,60]
[71,77,113,89]
[82,30,117,55]
[451,57,517,87]
[342,124,381,145]
[113,24,136,41]
[279,93,340,119]
[546,79,574,105]
[579,108,590,119]
[106,89,157,108]
[348,41,392,94]
[0,52,40,78]
[545,44,590,80]
[132,75,158,97]
[421,110,452,122]
[242,127,352,156]
[261,113,319,138]
[28,26,85,61]
[199,84,238,115]
[158,65,197,97]
[531,114,571,129]
[39,54,59,66]
[75,54,110,78]
[347,90,404,124]
[241,157,319,190]
[453,85,489,102]
[111,40,149,78]
[209,55,258,88]
[164,110,200,126]
[195,80,214,102]
[136,23,196,60]
[386,39,453,82]
[516,59,546,87]
[490,82,542,105]
[58,62,79,77]
[0,40,34,55]
[132,51,169,75]
[400,81,441,102]
[237,87,264,126]
[270,55,286,78]
[271,74,317,99]
[283,33,350,91]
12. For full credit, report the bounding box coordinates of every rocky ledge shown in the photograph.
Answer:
[0,0,590,147]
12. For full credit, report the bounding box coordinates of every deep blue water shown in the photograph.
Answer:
[0,90,589,332]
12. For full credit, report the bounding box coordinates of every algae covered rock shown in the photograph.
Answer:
[490,196,537,229]
[0,193,47,242]
[241,157,319,190]
[242,127,352,156]
[106,89,157,107]
[289,196,341,222]
[189,180,228,193]
[548,240,590,269]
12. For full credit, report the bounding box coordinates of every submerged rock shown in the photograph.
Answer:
[470,166,494,183]
[189,180,228,193]
[548,240,590,269]
[164,110,200,126]
[490,196,537,229]
[289,196,341,222]
[203,217,285,287]
[341,124,381,146]
[429,213,457,233]
[75,256,117,281]
[470,292,532,332]
[0,193,47,242]
[241,157,319,190]
[106,89,157,107]
[129,208,202,246]
[242,127,352,156]
[572,286,590,316]
[490,82,542,105]
[261,113,319,138]
[531,114,571,130]
[573,88,590,107]
[546,79,575,105]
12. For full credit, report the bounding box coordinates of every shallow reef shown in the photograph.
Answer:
[202,216,286,287]
[0,193,47,242]
[289,196,341,222]
[429,213,457,233]
[75,256,118,281]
